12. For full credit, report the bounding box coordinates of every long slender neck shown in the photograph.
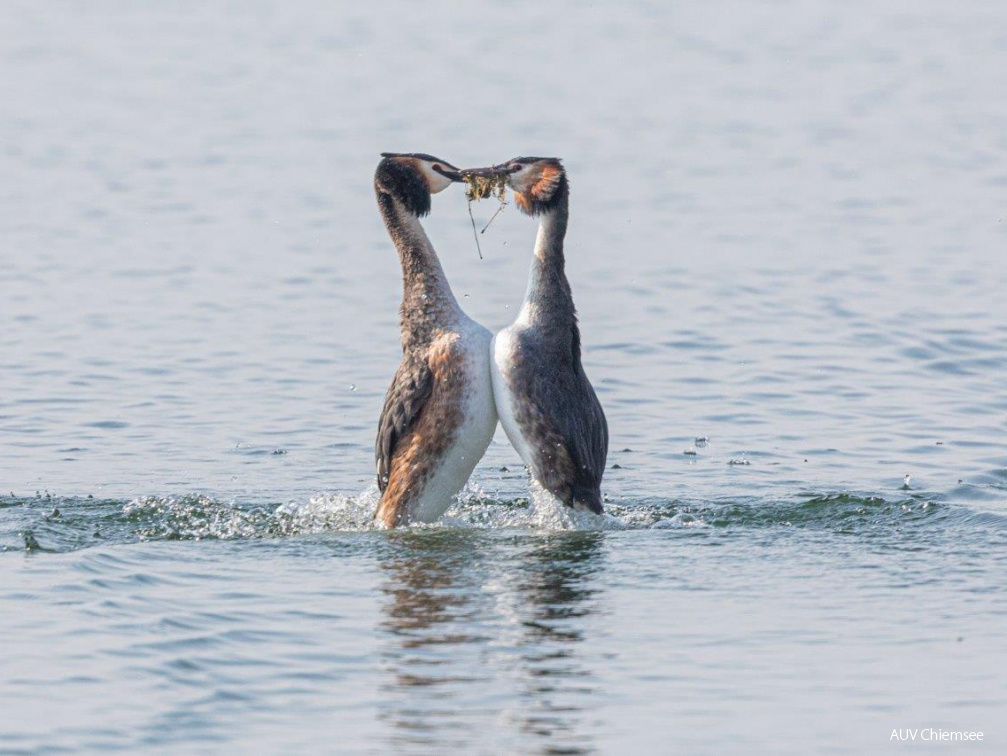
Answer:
[518,189,574,328]
[377,191,461,346]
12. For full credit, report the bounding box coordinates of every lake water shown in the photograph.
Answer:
[2,1,1006,752]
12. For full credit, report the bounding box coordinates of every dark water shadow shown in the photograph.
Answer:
[374,529,606,753]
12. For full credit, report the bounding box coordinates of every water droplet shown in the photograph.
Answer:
[22,531,41,552]
[464,293,470,299]
[349,384,356,391]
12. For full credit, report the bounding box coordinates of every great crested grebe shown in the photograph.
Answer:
[468,157,608,514]
[372,153,498,528]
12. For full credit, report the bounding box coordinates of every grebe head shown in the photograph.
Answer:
[469,157,566,216]
[375,153,463,217]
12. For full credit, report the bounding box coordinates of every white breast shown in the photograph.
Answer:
[407,319,498,523]
[490,327,535,467]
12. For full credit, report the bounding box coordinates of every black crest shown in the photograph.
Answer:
[511,156,561,164]
[375,156,431,217]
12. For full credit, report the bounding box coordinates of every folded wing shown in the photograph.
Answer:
[375,357,433,492]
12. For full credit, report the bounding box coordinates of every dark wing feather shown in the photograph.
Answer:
[375,357,433,492]
[553,367,609,493]
[518,327,608,498]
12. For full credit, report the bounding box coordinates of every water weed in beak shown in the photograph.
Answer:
[461,168,510,258]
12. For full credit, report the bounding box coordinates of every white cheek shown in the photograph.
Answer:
[508,165,536,191]
[419,164,453,194]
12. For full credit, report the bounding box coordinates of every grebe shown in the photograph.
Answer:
[471,157,608,514]
[372,153,498,528]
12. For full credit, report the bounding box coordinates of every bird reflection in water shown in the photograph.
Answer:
[376,530,494,750]
[376,528,606,753]
[512,531,604,752]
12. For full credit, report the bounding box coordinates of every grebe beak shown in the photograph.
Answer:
[432,165,464,182]
[459,166,497,177]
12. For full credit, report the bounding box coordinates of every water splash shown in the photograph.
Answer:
[272,486,380,534]
[0,487,974,555]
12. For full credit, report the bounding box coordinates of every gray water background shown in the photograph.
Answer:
[2,1,1006,753]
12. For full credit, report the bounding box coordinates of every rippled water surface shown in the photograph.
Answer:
[2,1,1006,753]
